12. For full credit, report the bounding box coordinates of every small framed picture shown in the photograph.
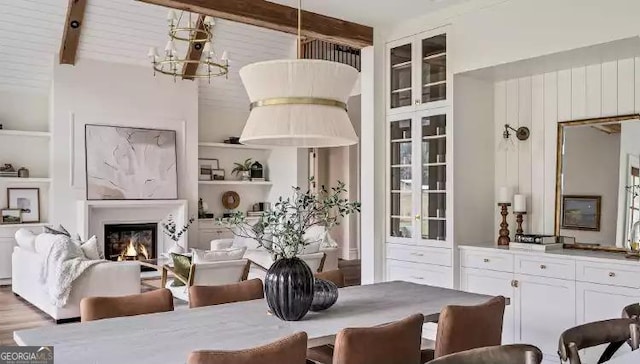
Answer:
[212,169,226,181]
[561,195,601,231]
[7,188,40,223]
[198,159,219,181]
[0,209,22,225]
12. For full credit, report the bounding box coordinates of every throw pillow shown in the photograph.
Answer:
[170,253,192,287]
[300,241,321,255]
[14,229,37,252]
[210,239,234,250]
[79,236,101,260]
[43,225,71,237]
[192,247,247,263]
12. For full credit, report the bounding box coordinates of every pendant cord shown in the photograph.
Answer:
[297,0,302,59]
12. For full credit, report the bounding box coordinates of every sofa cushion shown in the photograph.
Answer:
[232,233,262,250]
[79,236,101,260]
[15,228,37,252]
[303,225,338,248]
[210,239,234,250]
[192,247,247,263]
[300,241,321,254]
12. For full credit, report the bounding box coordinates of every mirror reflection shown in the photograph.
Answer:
[557,118,640,248]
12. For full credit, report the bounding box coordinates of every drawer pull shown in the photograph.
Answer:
[411,276,425,280]
[540,264,547,270]
[609,272,616,278]
[483,258,490,263]
[411,252,425,257]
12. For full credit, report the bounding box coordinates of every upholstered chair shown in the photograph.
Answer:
[332,313,424,364]
[427,344,543,364]
[187,332,308,364]
[80,288,174,322]
[189,278,264,308]
[558,318,640,363]
[314,269,345,288]
[421,295,506,362]
[162,260,251,302]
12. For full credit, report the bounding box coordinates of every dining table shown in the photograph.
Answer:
[14,281,497,364]
[608,350,640,364]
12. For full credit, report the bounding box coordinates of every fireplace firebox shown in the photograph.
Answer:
[104,223,157,262]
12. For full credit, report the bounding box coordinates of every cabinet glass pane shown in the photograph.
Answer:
[391,217,413,238]
[421,34,446,104]
[390,43,412,109]
[421,114,447,241]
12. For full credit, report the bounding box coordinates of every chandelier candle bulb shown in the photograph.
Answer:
[167,10,177,23]
[221,51,229,61]
[498,186,513,204]
[514,194,527,213]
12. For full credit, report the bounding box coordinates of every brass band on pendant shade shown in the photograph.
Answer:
[249,97,348,111]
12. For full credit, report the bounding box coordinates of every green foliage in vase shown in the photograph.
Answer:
[161,214,196,242]
[231,158,253,176]
[219,179,360,259]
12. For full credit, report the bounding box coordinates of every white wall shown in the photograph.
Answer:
[50,58,199,245]
[560,127,620,245]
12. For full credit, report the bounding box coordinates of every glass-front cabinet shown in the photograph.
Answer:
[387,109,450,244]
[387,29,449,114]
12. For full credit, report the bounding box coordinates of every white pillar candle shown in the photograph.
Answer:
[513,194,527,212]
[498,186,513,204]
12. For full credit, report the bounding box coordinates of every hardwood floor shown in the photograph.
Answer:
[0,286,52,346]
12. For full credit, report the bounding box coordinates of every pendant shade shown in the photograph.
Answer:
[239,59,359,147]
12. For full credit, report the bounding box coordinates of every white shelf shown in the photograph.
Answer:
[0,130,51,138]
[425,217,446,221]
[0,222,50,228]
[0,177,51,183]
[391,60,412,69]
[198,142,270,151]
[391,87,412,94]
[423,80,447,88]
[390,138,412,143]
[423,134,446,140]
[423,162,447,167]
[199,180,272,186]
[423,51,446,61]
[422,190,446,193]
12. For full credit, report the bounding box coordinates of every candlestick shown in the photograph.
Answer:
[498,186,513,204]
[515,212,526,236]
[497,203,511,246]
[513,194,527,213]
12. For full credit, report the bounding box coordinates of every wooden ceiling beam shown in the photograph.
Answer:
[136,0,373,49]
[182,15,207,80]
[59,0,88,65]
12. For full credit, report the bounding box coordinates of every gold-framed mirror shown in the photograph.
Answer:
[555,114,640,252]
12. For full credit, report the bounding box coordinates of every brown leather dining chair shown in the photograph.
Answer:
[187,332,308,364]
[332,314,424,364]
[80,288,174,322]
[558,318,640,364]
[306,270,345,363]
[189,278,264,308]
[427,344,543,364]
[421,295,506,362]
[314,269,345,288]
[623,302,640,319]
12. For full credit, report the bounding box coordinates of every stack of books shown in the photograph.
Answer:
[0,171,18,177]
[509,234,563,252]
[247,211,264,218]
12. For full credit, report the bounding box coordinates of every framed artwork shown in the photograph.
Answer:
[212,169,226,181]
[7,188,40,223]
[561,195,601,231]
[198,159,219,181]
[0,209,22,224]
[85,125,178,200]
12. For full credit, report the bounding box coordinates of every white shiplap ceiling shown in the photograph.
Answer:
[0,0,295,106]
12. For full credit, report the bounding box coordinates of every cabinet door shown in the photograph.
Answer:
[576,282,640,324]
[388,113,416,243]
[387,39,414,114]
[417,32,448,109]
[460,267,516,344]
[514,274,576,359]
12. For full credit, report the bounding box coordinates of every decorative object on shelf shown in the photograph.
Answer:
[513,194,527,236]
[17,167,29,178]
[198,158,219,181]
[198,198,205,219]
[232,158,253,181]
[222,191,240,210]
[0,164,18,178]
[7,187,40,223]
[161,214,195,255]
[497,202,511,246]
[630,220,640,253]
[148,11,228,81]
[224,137,241,144]
[85,125,178,200]
[221,179,360,321]
[0,209,22,224]
[561,195,601,231]
[310,278,339,312]
[250,161,264,179]
[238,0,358,148]
[212,169,226,181]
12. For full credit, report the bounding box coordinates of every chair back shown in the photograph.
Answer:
[189,278,264,308]
[299,252,326,273]
[558,318,640,364]
[623,303,640,319]
[190,259,250,287]
[333,313,424,364]
[428,344,543,364]
[315,269,345,288]
[187,332,308,364]
[80,289,174,322]
[434,295,506,357]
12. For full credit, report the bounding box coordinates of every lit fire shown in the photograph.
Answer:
[117,239,150,261]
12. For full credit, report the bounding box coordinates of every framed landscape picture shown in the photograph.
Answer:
[561,195,601,231]
[85,125,178,200]
[7,188,40,223]
[0,209,22,225]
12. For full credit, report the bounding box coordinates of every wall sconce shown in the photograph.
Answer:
[503,124,530,141]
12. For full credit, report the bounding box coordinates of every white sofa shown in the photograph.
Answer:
[12,232,141,323]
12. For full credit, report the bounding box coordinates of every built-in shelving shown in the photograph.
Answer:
[0,130,51,138]
[198,142,270,151]
[0,222,50,228]
[0,177,51,183]
[198,180,272,186]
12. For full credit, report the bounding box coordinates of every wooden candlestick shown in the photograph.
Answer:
[515,212,527,236]
[497,203,511,246]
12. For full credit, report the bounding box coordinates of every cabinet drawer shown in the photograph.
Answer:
[386,260,453,288]
[576,261,640,288]
[387,244,451,267]
[514,255,575,280]
[460,249,513,272]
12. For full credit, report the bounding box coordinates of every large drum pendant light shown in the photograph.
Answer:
[238,1,359,147]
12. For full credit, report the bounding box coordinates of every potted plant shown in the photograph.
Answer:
[161,214,195,255]
[222,179,360,321]
[232,158,253,181]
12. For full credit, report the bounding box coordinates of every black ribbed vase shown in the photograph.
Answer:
[264,257,314,321]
